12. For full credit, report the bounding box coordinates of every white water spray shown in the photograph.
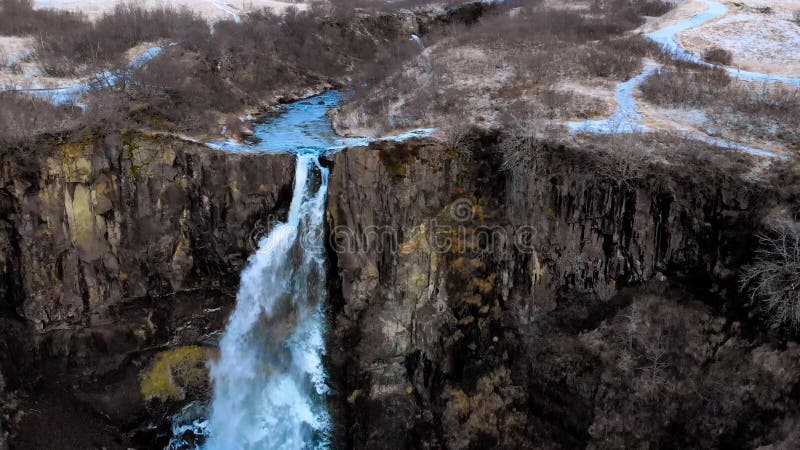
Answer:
[203,153,331,450]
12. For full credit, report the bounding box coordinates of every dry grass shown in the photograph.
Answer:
[640,66,800,145]
[1,0,207,76]
[336,0,671,136]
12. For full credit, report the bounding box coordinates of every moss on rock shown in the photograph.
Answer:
[139,346,214,402]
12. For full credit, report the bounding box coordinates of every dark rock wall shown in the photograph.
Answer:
[326,139,800,449]
[1,131,798,449]
[0,134,295,446]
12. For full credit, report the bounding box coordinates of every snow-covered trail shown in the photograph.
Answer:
[565,0,797,157]
[645,0,800,87]
[207,0,241,23]
[3,44,168,107]
[565,61,659,134]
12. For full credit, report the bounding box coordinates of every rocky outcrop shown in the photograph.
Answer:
[0,133,295,447]
[325,137,800,448]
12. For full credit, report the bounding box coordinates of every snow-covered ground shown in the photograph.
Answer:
[642,0,800,79]
[32,0,307,22]
[0,37,34,68]
[565,0,800,157]
[680,11,800,77]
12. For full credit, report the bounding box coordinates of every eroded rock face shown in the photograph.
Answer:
[0,133,295,446]
[326,138,800,449]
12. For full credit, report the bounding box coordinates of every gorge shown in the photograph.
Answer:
[2,0,800,448]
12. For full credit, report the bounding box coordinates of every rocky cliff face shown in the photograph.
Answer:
[325,137,800,449]
[2,131,799,449]
[0,134,295,447]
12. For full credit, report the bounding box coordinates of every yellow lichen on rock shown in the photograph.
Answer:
[139,346,213,401]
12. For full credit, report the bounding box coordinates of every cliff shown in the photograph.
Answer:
[325,137,800,448]
[0,133,295,447]
[1,131,799,449]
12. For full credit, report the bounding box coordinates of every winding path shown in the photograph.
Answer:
[645,0,800,87]
[3,44,168,108]
[566,0,799,157]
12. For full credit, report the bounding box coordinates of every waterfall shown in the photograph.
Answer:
[203,153,331,450]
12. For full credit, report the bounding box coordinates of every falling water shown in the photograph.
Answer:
[203,153,331,450]
[166,91,433,449]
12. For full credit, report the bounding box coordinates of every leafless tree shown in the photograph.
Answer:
[637,327,669,399]
[592,135,650,189]
[622,305,641,350]
[499,114,551,174]
[441,113,471,156]
[740,219,800,330]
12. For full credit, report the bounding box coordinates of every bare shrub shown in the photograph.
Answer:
[634,0,676,17]
[499,114,552,173]
[441,113,472,154]
[740,220,800,330]
[35,3,208,76]
[578,42,643,80]
[639,66,730,106]
[703,47,733,66]
[636,327,670,400]
[0,92,77,148]
[592,135,650,189]
[641,67,800,144]
[0,0,85,36]
[793,10,800,24]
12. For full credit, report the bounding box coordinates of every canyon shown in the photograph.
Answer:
[2,127,799,448]
[1,0,799,448]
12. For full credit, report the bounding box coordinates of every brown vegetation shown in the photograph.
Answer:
[335,0,672,135]
[703,46,733,66]
[0,92,78,149]
[741,219,800,330]
[640,66,800,145]
[0,0,207,76]
[0,0,84,37]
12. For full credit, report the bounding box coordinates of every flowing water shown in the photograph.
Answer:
[167,91,432,449]
[204,153,331,449]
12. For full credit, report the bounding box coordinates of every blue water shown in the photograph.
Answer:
[209,90,434,154]
[167,90,433,450]
[209,91,366,153]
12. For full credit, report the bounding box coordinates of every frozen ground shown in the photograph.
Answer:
[680,11,800,77]
[641,0,800,82]
[565,61,659,134]
[564,0,799,157]
[32,0,307,22]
